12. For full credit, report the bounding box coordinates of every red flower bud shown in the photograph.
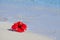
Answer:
[11,21,27,32]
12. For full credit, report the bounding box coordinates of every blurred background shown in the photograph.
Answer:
[0,0,60,40]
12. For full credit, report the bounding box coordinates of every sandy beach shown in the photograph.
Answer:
[0,22,54,40]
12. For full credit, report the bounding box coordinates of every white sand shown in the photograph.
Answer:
[0,22,54,40]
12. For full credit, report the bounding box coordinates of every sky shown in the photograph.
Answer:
[0,0,60,40]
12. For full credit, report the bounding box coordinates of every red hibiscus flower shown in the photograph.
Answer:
[11,21,27,32]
